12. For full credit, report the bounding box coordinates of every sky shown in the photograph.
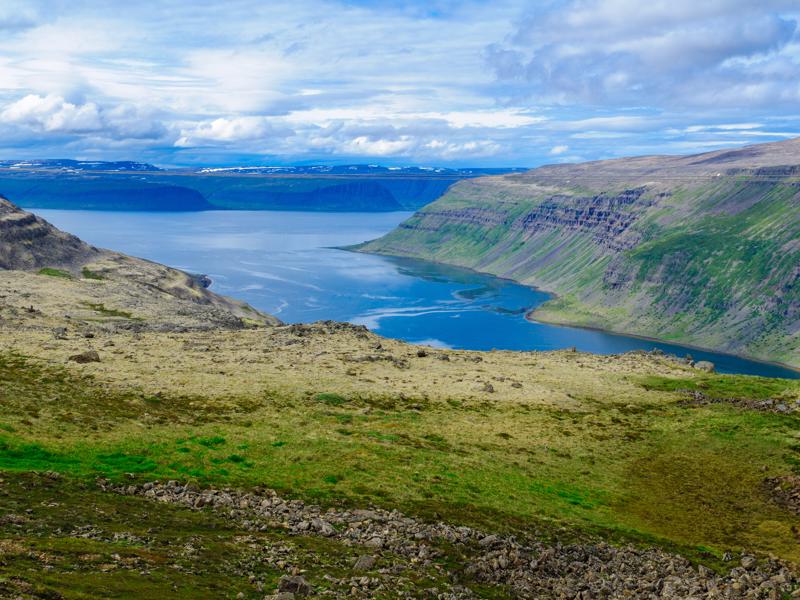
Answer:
[0,0,799,167]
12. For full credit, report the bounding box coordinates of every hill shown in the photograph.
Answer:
[0,195,278,328]
[0,163,524,213]
[358,138,800,368]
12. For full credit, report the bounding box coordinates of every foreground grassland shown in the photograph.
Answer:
[1,264,799,596]
[1,318,799,576]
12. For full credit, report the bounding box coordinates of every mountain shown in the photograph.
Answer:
[0,159,160,171]
[0,195,278,328]
[194,164,524,176]
[358,137,800,367]
[0,162,524,212]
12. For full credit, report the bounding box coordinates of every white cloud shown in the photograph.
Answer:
[176,117,293,146]
[343,136,416,156]
[1,94,102,133]
[487,0,800,108]
[0,1,797,165]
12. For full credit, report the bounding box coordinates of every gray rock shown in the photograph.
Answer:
[68,350,101,364]
[353,555,376,571]
[278,575,311,596]
[695,360,715,372]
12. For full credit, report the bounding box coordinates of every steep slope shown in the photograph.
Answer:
[0,196,101,270]
[0,196,279,329]
[359,138,800,367]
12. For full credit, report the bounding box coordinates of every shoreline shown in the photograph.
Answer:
[525,308,800,377]
[353,246,800,377]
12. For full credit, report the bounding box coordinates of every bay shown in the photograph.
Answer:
[35,209,799,379]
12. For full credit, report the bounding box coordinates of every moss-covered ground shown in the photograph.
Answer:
[1,322,798,586]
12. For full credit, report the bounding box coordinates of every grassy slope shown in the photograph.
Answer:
[1,324,799,569]
[359,175,800,366]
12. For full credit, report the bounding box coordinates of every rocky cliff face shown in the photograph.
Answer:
[0,196,101,270]
[360,138,800,367]
[0,196,279,329]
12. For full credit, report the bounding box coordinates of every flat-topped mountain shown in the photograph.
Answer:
[359,137,800,367]
[0,196,278,329]
[0,162,524,212]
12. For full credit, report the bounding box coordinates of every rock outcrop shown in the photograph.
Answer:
[0,195,280,329]
[0,195,101,270]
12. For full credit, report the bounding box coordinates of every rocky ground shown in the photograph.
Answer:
[102,479,799,599]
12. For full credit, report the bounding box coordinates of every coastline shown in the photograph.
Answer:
[526,308,800,377]
[352,246,800,377]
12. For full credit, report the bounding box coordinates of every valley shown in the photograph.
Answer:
[0,197,799,598]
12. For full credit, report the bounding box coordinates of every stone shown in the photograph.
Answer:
[277,575,311,596]
[68,350,101,364]
[741,555,757,569]
[695,360,715,372]
[353,555,376,571]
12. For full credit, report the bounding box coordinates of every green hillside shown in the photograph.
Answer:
[359,138,800,367]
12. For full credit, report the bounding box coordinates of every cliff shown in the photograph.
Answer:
[359,138,800,367]
[0,196,279,329]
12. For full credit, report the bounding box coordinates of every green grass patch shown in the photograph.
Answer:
[81,267,105,280]
[1,349,799,565]
[314,392,347,406]
[81,301,137,320]
[639,374,797,400]
[37,267,72,279]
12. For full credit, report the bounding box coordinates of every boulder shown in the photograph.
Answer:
[695,360,715,372]
[68,350,101,363]
[277,575,311,597]
[353,555,376,571]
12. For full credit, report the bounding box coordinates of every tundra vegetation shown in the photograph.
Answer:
[0,192,798,597]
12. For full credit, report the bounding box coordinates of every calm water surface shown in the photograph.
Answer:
[36,209,799,379]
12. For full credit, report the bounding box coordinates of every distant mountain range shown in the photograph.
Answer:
[358,137,800,367]
[0,159,162,172]
[0,160,524,212]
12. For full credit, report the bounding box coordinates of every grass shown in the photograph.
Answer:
[38,267,72,279]
[1,344,799,565]
[81,267,105,280]
[80,301,138,320]
[639,373,797,399]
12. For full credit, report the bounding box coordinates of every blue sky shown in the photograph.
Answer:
[0,0,799,167]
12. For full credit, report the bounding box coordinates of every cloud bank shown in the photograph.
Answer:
[0,0,797,166]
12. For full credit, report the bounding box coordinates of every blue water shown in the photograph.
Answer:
[35,209,799,379]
